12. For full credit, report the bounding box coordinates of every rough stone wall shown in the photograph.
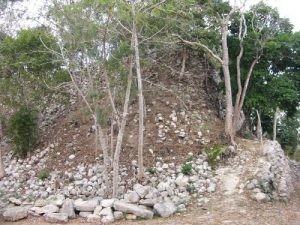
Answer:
[249,140,294,201]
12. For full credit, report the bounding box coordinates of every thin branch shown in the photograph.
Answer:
[140,25,167,44]
[173,34,223,65]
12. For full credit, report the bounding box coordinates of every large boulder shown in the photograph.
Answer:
[45,212,68,223]
[113,201,153,219]
[124,191,140,203]
[3,207,28,222]
[101,199,115,208]
[74,199,98,212]
[60,199,75,219]
[153,201,177,217]
[133,184,150,198]
[41,204,59,214]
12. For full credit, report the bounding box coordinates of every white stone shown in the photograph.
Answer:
[175,175,189,187]
[153,201,177,217]
[42,204,59,214]
[113,201,153,219]
[3,207,29,221]
[60,199,75,219]
[101,199,115,208]
[74,199,98,212]
[45,212,68,223]
[133,184,149,198]
[124,191,140,203]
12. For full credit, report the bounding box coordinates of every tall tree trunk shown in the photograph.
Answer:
[97,122,110,196]
[221,23,234,141]
[179,48,187,79]
[273,107,279,141]
[0,121,5,179]
[132,2,144,179]
[112,49,133,198]
[256,110,262,141]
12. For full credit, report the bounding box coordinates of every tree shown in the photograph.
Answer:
[171,1,292,144]
[131,0,145,179]
[0,27,65,179]
[49,0,141,197]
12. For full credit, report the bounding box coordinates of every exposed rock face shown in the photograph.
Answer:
[3,207,28,221]
[251,141,294,201]
[153,201,177,217]
[113,201,154,219]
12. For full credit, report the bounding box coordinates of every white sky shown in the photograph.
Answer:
[2,0,300,32]
[234,0,300,31]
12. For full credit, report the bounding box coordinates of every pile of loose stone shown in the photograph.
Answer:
[154,109,211,146]
[1,149,217,223]
[246,140,294,202]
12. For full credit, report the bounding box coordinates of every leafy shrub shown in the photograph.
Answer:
[186,184,195,193]
[38,168,50,181]
[7,107,39,157]
[205,146,224,169]
[186,155,193,162]
[294,147,300,162]
[181,162,192,175]
[146,167,156,175]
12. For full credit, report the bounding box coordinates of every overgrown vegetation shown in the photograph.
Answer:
[205,146,224,169]
[7,107,39,157]
[38,168,50,181]
[181,162,193,175]
[146,167,156,175]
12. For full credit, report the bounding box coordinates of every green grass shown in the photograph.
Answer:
[38,168,50,181]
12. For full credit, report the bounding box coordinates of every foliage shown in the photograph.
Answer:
[294,147,300,162]
[205,146,223,168]
[7,107,39,157]
[186,155,193,162]
[277,114,300,157]
[38,168,50,181]
[186,184,195,193]
[145,167,156,175]
[181,162,192,175]
[0,27,69,109]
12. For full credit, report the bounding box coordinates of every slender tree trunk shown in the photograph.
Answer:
[112,48,134,198]
[132,2,144,179]
[273,107,279,141]
[0,121,5,179]
[110,121,114,159]
[97,122,110,196]
[220,23,234,141]
[179,48,187,79]
[256,110,262,141]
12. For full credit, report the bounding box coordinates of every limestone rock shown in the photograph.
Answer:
[113,211,124,220]
[175,174,189,187]
[45,212,68,223]
[124,191,140,203]
[74,199,98,212]
[101,199,115,208]
[60,199,75,219]
[133,184,149,198]
[113,201,153,219]
[87,214,100,223]
[42,204,59,214]
[3,207,28,222]
[253,192,268,202]
[8,197,22,206]
[153,201,177,218]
